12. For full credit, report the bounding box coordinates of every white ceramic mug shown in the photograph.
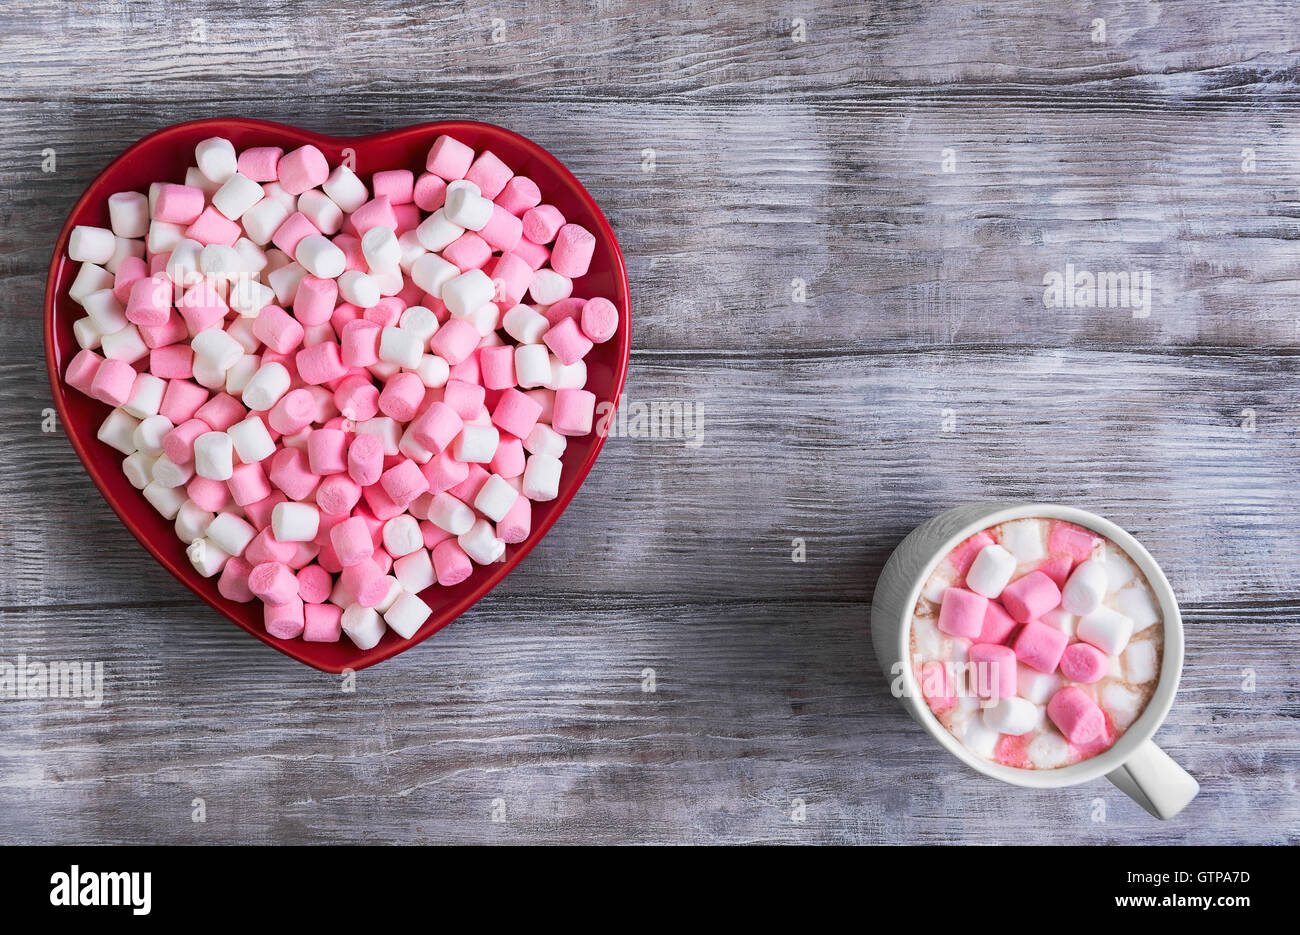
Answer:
[870,502,1198,819]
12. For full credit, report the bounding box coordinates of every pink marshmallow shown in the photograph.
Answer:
[159,379,209,424]
[372,169,414,205]
[113,255,148,303]
[446,463,489,503]
[125,275,173,327]
[479,344,516,390]
[979,600,1018,644]
[65,349,104,396]
[90,358,136,406]
[425,135,474,181]
[185,206,241,247]
[490,435,526,478]
[228,461,272,506]
[341,319,382,367]
[380,458,428,508]
[268,446,321,501]
[248,561,298,604]
[306,427,348,475]
[495,175,541,216]
[139,310,188,349]
[1013,619,1069,673]
[347,433,385,486]
[521,204,564,244]
[379,372,426,422]
[186,476,229,512]
[341,557,390,607]
[149,344,193,380]
[937,587,988,639]
[152,183,206,225]
[968,643,1017,699]
[442,378,485,420]
[271,211,321,256]
[316,473,362,515]
[177,281,228,333]
[217,556,254,603]
[543,316,594,366]
[549,223,595,278]
[193,392,246,431]
[334,375,380,421]
[491,388,544,439]
[163,418,209,465]
[268,388,316,434]
[302,602,342,641]
[429,318,479,365]
[488,252,532,309]
[246,526,296,565]
[278,145,330,195]
[512,236,550,271]
[349,196,397,236]
[293,563,331,604]
[413,172,448,212]
[1047,686,1106,744]
[293,275,338,326]
[551,388,596,436]
[581,297,619,343]
[421,448,469,492]
[296,341,347,385]
[331,515,375,567]
[478,204,523,253]
[1001,570,1063,623]
[253,305,305,354]
[442,232,493,272]
[431,539,472,585]
[465,150,513,199]
[496,492,531,543]
[543,297,584,327]
[1049,521,1101,564]
[237,146,283,183]
[265,595,306,639]
[1059,642,1109,684]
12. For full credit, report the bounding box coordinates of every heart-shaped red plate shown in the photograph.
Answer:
[44,118,630,672]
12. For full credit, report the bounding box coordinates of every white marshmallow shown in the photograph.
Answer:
[1115,584,1160,630]
[191,329,244,373]
[523,423,567,458]
[1100,546,1137,593]
[107,191,150,238]
[548,358,587,391]
[361,226,401,271]
[296,234,346,279]
[165,239,203,286]
[428,493,475,535]
[242,362,291,412]
[206,512,256,556]
[132,414,174,458]
[211,172,263,220]
[191,356,225,390]
[441,269,493,317]
[122,451,157,489]
[146,220,185,255]
[474,474,519,522]
[266,262,308,306]
[398,306,439,343]
[528,269,573,305]
[374,576,403,614]
[1101,683,1143,730]
[233,238,268,274]
[150,453,194,488]
[1061,558,1108,615]
[322,165,369,213]
[70,263,116,303]
[397,229,428,271]
[241,196,291,246]
[383,590,432,639]
[1027,733,1071,769]
[297,189,344,235]
[338,270,380,308]
[999,519,1047,563]
[383,515,424,557]
[227,278,276,319]
[81,289,127,333]
[97,408,139,455]
[1040,608,1076,639]
[194,431,234,481]
[453,424,499,464]
[199,244,243,281]
[1123,640,1158,684]
[1077,606,1135,656]
[123,373,166,419]
[68,225,116,264]
[443,185,493,230]
[183,167,222,198]
[459,518,505,565]
[342,604,386,650]
[514,344,552,389]
[397,425,433,464]
[522,453,562,501]
[187,537,230,578]
[371,265,405,297]
[105,236,144,274]
[410,252,458,296]
[982,696,1040,735]
[1016,667,1061,705]
[225,355,261,396]
[143,480,187,519]
[379,326,423,369]
[911,616,942,659]
[393,549,436,592]
[354,417,401,456]
[962,719,999,758]
[966,544,1016,598]
[271,501,320,543]
[195,137,238,183]
[175,500,214,544]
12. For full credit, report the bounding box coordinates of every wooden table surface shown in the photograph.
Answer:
[1,0,1297,845]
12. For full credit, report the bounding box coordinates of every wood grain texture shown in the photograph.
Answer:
[1,0,1297,845]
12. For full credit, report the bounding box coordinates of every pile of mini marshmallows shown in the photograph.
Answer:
[62,134,619,649]
[930,523,1152,746]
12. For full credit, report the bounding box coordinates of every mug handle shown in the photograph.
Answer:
[1106,740,1199,819]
